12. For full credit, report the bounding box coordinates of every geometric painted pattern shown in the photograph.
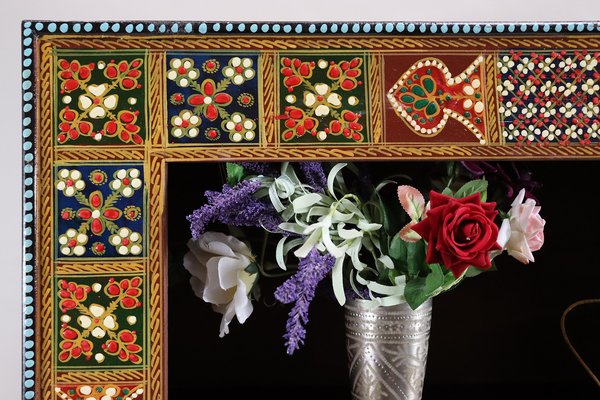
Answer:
[55,52,147,145]
[56,275,145,368]
[55,384,144,400]
[278,53,369,144]
[55,164,145,259]
[166,53,260,145]
[498,50,600,145]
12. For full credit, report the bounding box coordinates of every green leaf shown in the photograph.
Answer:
[464,266,484,277]
[442,271,457,288]
[388,268,402,285]
[404,263,444,309]
[465,260,496,277]
[244,262,259,275]
[454,179,488,200]
[226,163,245,185]
[425,102,438,116]
[411,85,426,97]
[406,240,426,279]
[423,77,435,93]
[389,235,408,262]
[442,187,454,197]
[414,99,429,110]
[401,94,415,104]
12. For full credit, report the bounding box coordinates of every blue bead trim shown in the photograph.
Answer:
[21,21,36,400]
[22,21,600,35]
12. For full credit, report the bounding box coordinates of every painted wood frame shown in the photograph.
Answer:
[21,20,600,400]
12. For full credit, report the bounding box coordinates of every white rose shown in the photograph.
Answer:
[496,189,545,264]
[184,231,257,337]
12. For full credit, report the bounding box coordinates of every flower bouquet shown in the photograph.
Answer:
[183,161,545,397]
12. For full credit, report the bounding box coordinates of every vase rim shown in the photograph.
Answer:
[345,297,432,310]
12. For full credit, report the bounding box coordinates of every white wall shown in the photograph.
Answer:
[2,0,599,397]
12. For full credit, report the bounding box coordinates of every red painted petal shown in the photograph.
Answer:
[77,208,92,219]
[90,192,103,208]
[188,94,204,106]
[213,93,232,104]
[205,104,218,121]
[202,80,215,96]
[103,208,122,220]
[91,218,104,235]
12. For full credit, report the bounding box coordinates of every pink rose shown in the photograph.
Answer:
[498,189,545,264]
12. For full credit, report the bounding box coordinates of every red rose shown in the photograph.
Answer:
[411,191,501,278]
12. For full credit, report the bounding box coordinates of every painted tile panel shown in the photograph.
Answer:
[498,50,600,145]
[278,53,369,144]
[55,164,145,259]
[385,54,487,144]
[55,52,147,145]
[166,53,261,144]
[55,275,145,368]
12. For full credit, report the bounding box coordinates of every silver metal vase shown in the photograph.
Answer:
[344,298,432,400]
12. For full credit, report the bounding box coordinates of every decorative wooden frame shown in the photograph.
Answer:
[22,20,600,400]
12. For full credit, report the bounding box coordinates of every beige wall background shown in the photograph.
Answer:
[1,0,599,397]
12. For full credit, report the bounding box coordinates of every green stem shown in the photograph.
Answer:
[256,262,294,278]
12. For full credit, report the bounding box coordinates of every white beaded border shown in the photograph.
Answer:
[23,21,600,35]
[386,56,486,143]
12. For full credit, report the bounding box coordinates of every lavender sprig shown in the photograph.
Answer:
[274,248,335,355]
[298,162,327,193]
[237,162,278,176]
[187,179,281,239]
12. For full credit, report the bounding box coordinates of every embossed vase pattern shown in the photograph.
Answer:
[345,299,432,400]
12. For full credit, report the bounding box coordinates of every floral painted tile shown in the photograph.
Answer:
[55,384,144,400]
[498,50,600,145]
[55,165,144,259]
[55,275,145,368]
[278,53,369,144]
[166,53,260,144]
[55,52,147,145]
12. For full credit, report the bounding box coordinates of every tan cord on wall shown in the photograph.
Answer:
[560,299,600,388]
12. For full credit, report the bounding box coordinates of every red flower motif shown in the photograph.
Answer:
[327,57,363,91]
[412,191,501,278]
[187,79,232,121]
[76,191,122,235]
[59,327,93,362]
[105,277,143,309]
[281,57,315,92]
[281,106,318,141]
[103,58,144,90]
[57,59,94,93]
[57,108,94,143]
[57,279,91,312]
[103,330,142,364]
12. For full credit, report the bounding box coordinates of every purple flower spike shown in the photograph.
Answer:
[460,161,498,178]
[237,162,278,176]
[274,248,335,355]
[187,179,281,239]
[298,162,327,193]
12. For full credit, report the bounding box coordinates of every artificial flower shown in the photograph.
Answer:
[184,232,257,337]
[412,191,501,278]
[184,161,545,353]
[497,188,546,264]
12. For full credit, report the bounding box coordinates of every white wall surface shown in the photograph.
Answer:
[1,0,599,398]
